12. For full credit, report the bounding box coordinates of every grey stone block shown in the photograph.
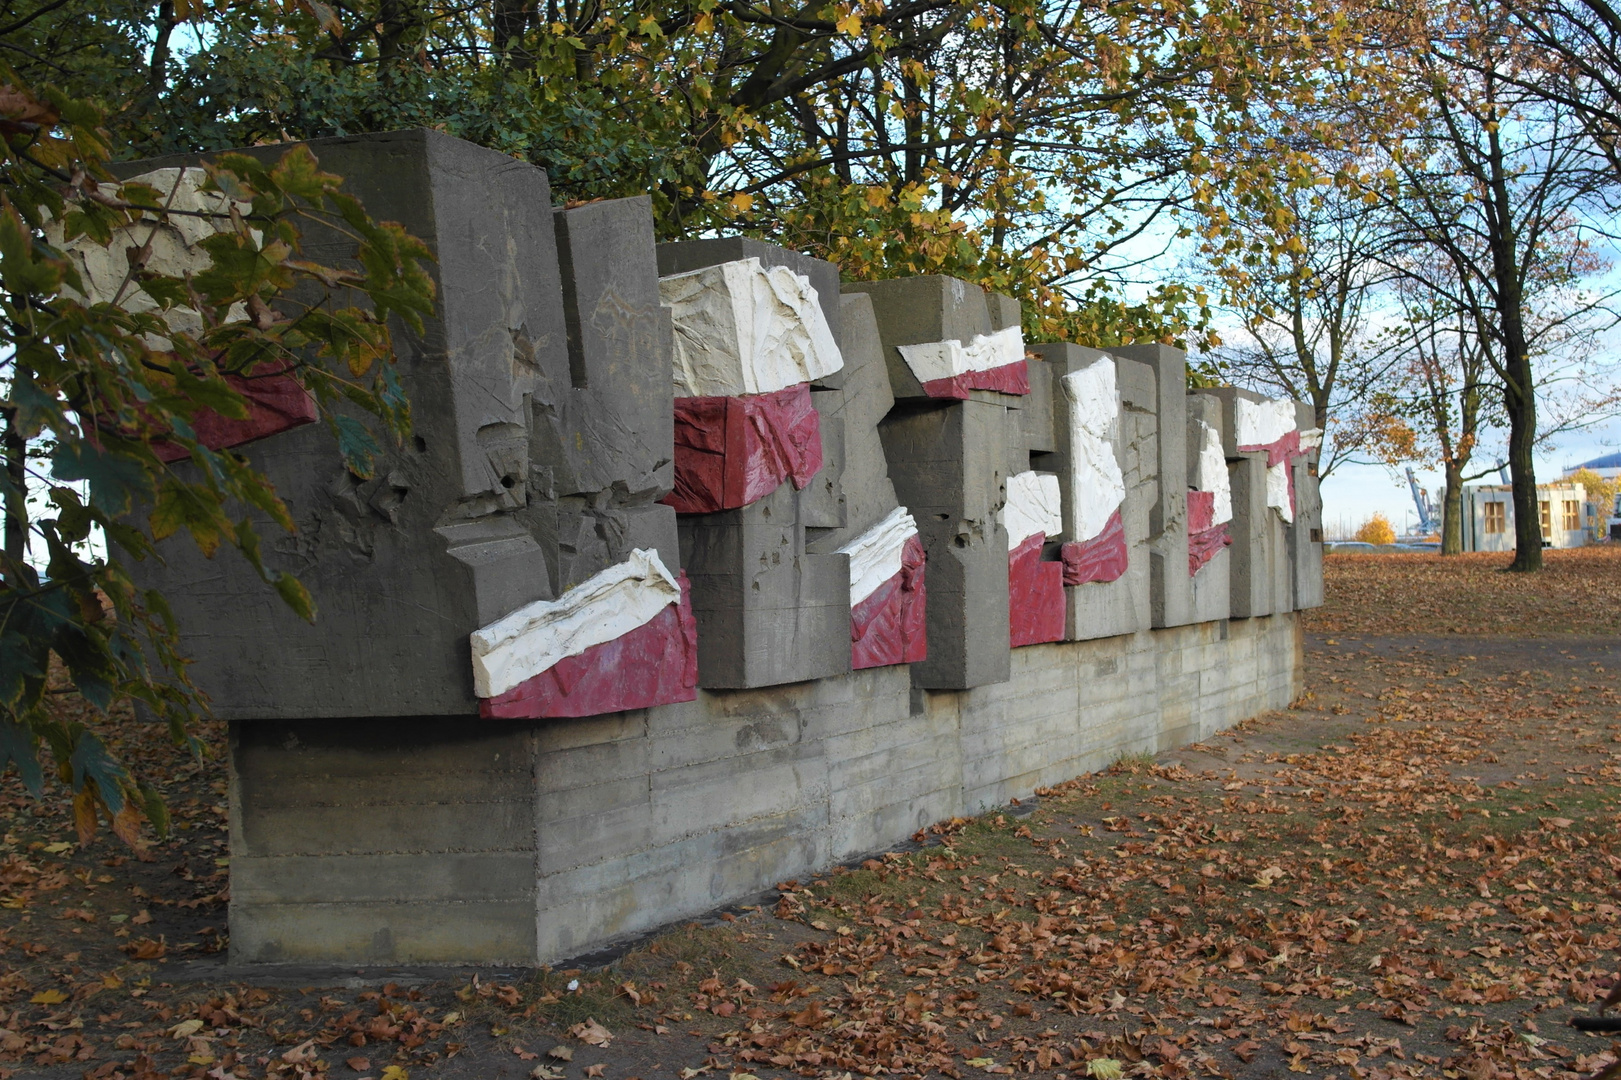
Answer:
[1030,345,1152,641]
[657,238,843,388]
[1291,400,1324,609]
[806,293,902,554]
[1021,357,1057,455]
[878,398,1017,688]
[912,516,1012,689]
[1111,344,1192,628]
[799,392,847,530]
[1186,394,1230,625]
[843,277,994,400]
[114,133,680,721]
[114,131,576,719]
[987,292,1023,332]
[679,483,852,688]
[1226,452,1274,618]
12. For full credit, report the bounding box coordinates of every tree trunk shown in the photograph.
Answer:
[1441,460,1464,555]
[2,403,25,583]
[1504,341,1541,570]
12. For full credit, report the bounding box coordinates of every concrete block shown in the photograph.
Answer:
[1030,345,1151,641]
[1291,400,1325,609]
[114,130,582,719]
[1110,344,1192,628]
[799,392,847,530]
[842,277,993,400]
[912,515,1012,689]
[877,396,1018,688]
[1021,357,1057,455]
[1227,452,1274,618]
[115,134,680,721]
[679,482,853,688]
[657,238,843,389]
[986,292,1023,332]
[1186,394,1230,624]
[806,294,901,554]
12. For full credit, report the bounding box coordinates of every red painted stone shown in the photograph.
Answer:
[1188,524,1232,576]
[1060,509,1128,586]
[1238,429,1301,469]
[919,359,1031,400]
[479,574,699,719]
[153,364,317,463]
[850,535,928,670]
[1188,489,1216,534]
[664,383,823,514]
[1008,531,1065,647]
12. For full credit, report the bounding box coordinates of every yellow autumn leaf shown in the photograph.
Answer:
[30,988,68,1005]
[381,1067,410,1080]
[835,11,861,35]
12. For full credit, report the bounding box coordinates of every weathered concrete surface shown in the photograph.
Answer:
[113,131,598,720]
[1031,346,1153,642]
[877,398,1017,688]
[1111,345,1192,629]
[678,482,852,689]
[1291,401,1325,610]
[842,277,995,401]
[229,612,1304,966]
[1186,394,1231,625]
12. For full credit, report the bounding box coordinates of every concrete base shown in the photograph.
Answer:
[228,612,1304,967]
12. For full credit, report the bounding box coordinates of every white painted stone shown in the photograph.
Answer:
[470,548,682,698]
[1235,396,1298,448]
[659,258,844,397]
[1060,363,1126,542]
[895,325,1024,384]
[838,506,919,606]
[50,167,253,344]
[1192,420,1233,526]
[1266,461,1295,523]
[1300,427,1323,451]
[999,471,1062,549]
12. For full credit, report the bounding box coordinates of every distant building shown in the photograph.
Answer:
[1460,480,1589,551]
[1563,454,1621,539]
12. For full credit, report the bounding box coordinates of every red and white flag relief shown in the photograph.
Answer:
[1188,418,1234,575]
[1001,471,1065,647]
[1235,396,1304,522]
[1057,363,1129,586]
[53,168,317,461]
[470,549,697,719]
[660,258,842,513]
[838,507,928,669]
[896,326,1031,399]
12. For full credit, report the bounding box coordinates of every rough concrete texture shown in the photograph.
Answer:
[1186,394,1231,625]
[1291,400,1325,609]
[228,613,1303,965]
[1030,345,1153,642]
[842,277,995,400]
[656,238,843,389]
[1110,345,1192,628]
[803,294,907,556]
[1226,452,1275,619]
[112,130,682,720]
[678,482,853,689]
[986,291,1024,333]
[878,398,1020,688]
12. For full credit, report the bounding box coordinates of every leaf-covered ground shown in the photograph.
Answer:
[3,550,1621,1080]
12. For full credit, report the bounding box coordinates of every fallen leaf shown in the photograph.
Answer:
[569,1019,613,1047]
[347,1057,371,1072]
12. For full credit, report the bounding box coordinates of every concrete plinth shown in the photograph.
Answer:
[228,611,1303,966]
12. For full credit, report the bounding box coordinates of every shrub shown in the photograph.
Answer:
[1355,513,1397,545]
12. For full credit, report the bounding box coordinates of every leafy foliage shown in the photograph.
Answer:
[0,71,433,844]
